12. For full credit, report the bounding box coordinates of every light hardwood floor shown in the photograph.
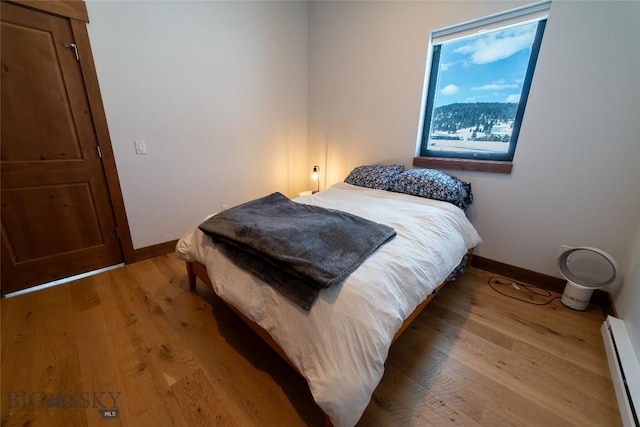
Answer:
[1,254,621,426]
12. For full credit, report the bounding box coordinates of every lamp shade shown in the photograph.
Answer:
[312,165,319,193]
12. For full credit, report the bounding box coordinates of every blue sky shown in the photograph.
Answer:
[432,21,538,106]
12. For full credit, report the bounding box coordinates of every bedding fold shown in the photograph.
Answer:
[198,192,396,310]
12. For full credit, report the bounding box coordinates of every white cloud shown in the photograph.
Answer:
[506,94,521,103]
[472,83,519,91]
[454,26,536,64]
[441,84,459,95]
[440,60,465,72]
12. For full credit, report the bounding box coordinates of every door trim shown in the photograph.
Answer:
[6,0,135,264]
[6,0,89,23]
[70,19,135,263]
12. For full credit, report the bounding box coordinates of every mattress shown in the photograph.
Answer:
[175,182,482,426]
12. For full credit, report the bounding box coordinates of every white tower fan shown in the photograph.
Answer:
[557,247,619,311]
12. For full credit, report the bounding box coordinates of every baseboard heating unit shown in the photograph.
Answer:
[601,316,640,427]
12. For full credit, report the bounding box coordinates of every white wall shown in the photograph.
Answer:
[87,0,309,248]
[308,0,528,186]
[308,0,640,281]
[86,0,639,357]
[308,0,640,353]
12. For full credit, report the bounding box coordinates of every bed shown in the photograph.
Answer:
[175,167,482,426]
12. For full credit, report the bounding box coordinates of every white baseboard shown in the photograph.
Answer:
[601,316,640,427]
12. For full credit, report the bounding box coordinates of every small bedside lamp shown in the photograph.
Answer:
[312,165,319,193]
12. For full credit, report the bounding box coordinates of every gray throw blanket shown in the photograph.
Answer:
[198,192,396,310]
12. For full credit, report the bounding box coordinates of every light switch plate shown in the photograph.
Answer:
[134,139,147,154]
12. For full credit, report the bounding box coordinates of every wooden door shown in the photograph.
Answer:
[1,2,124,294]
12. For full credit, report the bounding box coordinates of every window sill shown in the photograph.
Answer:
[413,157,513,174]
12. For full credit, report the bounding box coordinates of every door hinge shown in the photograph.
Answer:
[97,146,102,158]
[64,43,80,61]
[115,227,121,239]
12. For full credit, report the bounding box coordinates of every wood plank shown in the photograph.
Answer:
[130,257,323,426]
[0,256,621,426]
[415,309,618,421]
[1,285,88,427]
[424,301,616,402]
[436,272,610,375]
[413,156,513,174]
[171,368,247,427]
[364,363,482,426]
[471,255,615,315]
[71,296,127,426]
[163,281,323,426]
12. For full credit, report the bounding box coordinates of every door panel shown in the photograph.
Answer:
[1,21,83,160]
[2,184,104,260]
[1,2,124,294]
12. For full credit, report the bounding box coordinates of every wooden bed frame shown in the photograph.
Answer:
[184,250,472,426]
[186,261,443,372]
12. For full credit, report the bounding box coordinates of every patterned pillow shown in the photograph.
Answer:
[389,169,473,210]
[344,164,404,190]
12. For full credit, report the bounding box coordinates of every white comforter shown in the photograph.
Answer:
[175,182,481,426]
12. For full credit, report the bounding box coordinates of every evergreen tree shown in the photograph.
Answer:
[432,103,517,134]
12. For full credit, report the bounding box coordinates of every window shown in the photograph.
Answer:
[416,1,549,173]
